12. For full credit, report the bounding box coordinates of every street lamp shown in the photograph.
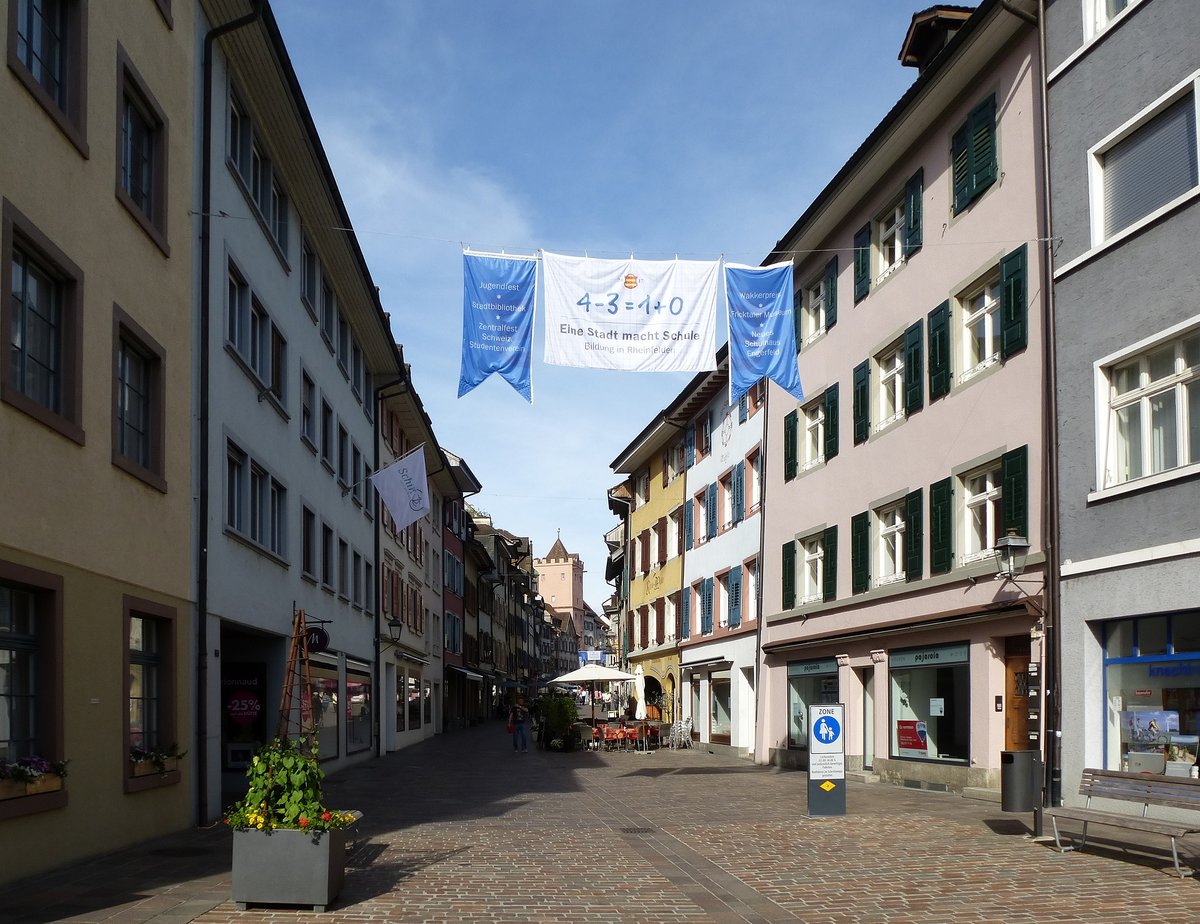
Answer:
[380,617,404,650]
[993,530,1030,581]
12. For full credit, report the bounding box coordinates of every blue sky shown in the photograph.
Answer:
[271,1,922,610]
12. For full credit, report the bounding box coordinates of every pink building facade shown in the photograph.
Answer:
[757,2,1049,793]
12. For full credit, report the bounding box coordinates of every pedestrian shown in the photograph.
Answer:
[508,697,530,752]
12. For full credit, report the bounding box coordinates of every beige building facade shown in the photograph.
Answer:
[1,2,196,882]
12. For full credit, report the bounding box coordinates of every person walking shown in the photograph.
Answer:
[508,697,530,752]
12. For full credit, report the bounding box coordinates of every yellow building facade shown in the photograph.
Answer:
[1,5,195,881]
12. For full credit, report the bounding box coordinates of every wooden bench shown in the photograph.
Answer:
[1044,768,1200,877]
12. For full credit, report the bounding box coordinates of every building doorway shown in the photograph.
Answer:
[1004,635,1031,751]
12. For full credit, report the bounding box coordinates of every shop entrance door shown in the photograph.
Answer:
[1004,635,1031,750]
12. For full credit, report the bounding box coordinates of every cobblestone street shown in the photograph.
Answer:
[3,724,1198,923]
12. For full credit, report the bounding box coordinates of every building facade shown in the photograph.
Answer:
[1044,0,1200,794]
[196,0,399,818]
[611,414,688,720]
[680,361,765,757]
[1,0,197,882]
[758,0,1048,793]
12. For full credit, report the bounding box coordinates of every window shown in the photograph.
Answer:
[875,197,905,283]
[1101,324,1200,488]
[952,95,997,214]
[0,561,65,815]
[3,202,83,442]
[337,424,348,485]
[876,342,905,431]
[875,502,906,587]
[112,306,165,490]
[269,325,285,403]
[126,599,177,786]
[227,87,288,253]
[1084,0,1140,40]
[801,535,824,604]
[742,558,758,622]
[301,237,318,317]
[320,280,335,346]
[351,340,363,399]
[890,644,969,763]
[802,399,824,470]
[1094,86,1198,244]
[796,257,837,348]
[9,0,87,154]
[962,463,1001,562]
[226,263,248,354]
[116,48,167,250]
[302,506,316,578]
[300,372,315,446]
[338,538,349,598]
[321,523,334,589]
[352,551,363,607]
[352,444,362,505]
[960,275,1000,381]
[321,399,334,469]
[364,562,374,614]
[337,311,350,372]
[225,442,246,532]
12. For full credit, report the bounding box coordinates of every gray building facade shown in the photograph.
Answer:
[1045,0,1200,795]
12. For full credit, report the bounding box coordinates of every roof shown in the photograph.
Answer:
[544,535,570,561]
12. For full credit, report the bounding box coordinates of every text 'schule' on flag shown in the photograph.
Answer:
[370,445,431,534]
[541,252,718,373]
[459,252,537,401]
[725,261,803,404]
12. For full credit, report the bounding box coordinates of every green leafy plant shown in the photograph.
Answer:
[130,742,187,773]
[536,692,578,750]
[223,737,355,836]
[0,756,69,783]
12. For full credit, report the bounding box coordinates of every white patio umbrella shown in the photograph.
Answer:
[634,665,647,721]
[550,663,637,727]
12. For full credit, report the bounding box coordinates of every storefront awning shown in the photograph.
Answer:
[681,657,733,672]
[392,648,428,666]
[447,665,484,682]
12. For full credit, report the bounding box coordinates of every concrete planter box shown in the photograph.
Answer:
[231,813,360,912]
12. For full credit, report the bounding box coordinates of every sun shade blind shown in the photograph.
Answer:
[1104,93,1198,239]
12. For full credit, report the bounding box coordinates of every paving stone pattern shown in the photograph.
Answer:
[1,724,1197,923]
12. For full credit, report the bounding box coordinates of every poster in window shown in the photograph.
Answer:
[897,719,928,757]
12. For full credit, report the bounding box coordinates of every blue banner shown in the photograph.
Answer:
[725,262,803,403]
[459,253,537,401]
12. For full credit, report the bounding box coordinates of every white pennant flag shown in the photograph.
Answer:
[370,445,431,533]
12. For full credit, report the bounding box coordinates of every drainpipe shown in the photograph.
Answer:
[371,373,402,758]
[197,0,263,825]
[1035,0,1063,811]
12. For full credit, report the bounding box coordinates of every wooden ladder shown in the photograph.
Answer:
[275,607,314,747]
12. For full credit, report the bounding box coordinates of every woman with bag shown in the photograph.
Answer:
[508,697,529,752]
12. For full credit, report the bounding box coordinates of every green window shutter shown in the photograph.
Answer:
[953,95,998,214]
[824,256,838,329]
[951,122,971,214]
[851,511,870,594]
[1000,244,1028,359]
[684,497,693,550]
[784,410,798,480]
[732,460,745,524]
[904,488,923,581]
[738,393,748,423]
[1001,445,1029,539]
[823,384,839,460]
[681,591,690,639]
[903,319,923,415]
[853,223,872,303]
[929,477,954,575]
[852,360,870,445]
[822,525,838,602]
[685,425,695,466]
[970,94,998,198]
[782,540,796,610]
[706,482,718,538]
[927,300,951,401]
[903,168,923,257]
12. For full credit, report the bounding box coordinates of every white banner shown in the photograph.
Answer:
[542,252,718,372]
[370,445,430,533]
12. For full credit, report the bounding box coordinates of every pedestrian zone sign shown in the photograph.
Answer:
[807,703,846,817]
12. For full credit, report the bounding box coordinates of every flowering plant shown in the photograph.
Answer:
[130,742,187,773]
[0,755,70,783]
[223,737,355,836]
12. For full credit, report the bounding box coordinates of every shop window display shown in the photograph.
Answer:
[346,669,372,753]
[889,644,969,763]
[787,659,839,749]
[1104,612,1200,775]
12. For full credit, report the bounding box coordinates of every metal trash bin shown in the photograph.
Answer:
[1000,749,1041,812]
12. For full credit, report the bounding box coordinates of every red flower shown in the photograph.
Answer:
[321,812,332,822]
[299,816,309,827]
